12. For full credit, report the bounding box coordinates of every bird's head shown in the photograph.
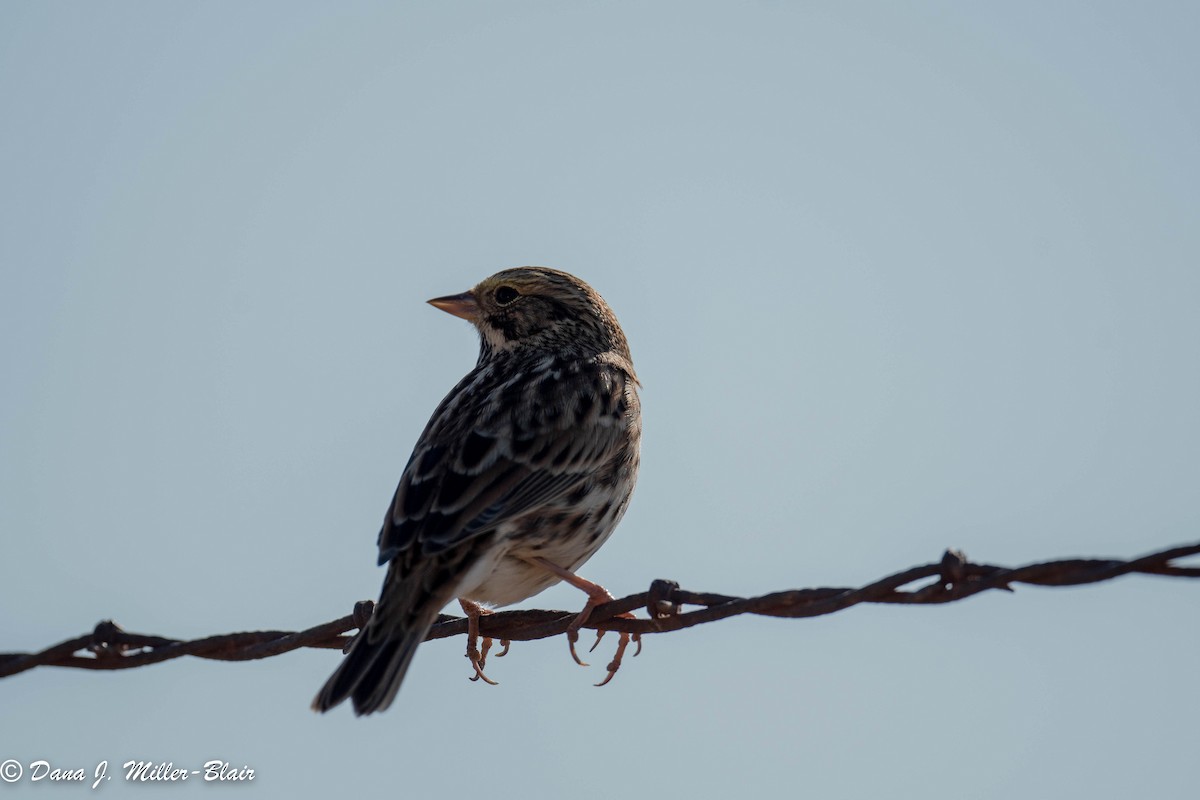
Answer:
[428,267,631,363]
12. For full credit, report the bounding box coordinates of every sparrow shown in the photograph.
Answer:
[313,267,641,715]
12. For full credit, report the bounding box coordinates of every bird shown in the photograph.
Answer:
[312,267,642,715]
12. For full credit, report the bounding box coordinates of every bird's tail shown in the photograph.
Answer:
[310,628,423,716]
[311,568,447,716]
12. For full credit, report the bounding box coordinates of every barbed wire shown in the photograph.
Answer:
[2,540,1197,679]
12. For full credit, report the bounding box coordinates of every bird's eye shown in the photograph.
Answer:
[494,285,520,306]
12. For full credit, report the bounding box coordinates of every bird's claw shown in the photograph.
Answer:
[465,642,499,685]
[594,630,638,687]
[479,635,493,670]
[567,614,641,685]
[523,557,644,687]
[460,598,500,685]
[566,628,590,667]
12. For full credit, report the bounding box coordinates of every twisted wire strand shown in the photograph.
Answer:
[2,541,1196,679]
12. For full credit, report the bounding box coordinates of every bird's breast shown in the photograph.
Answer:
[455,480,635,607]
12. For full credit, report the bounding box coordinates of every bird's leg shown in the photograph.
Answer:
[458,598,499,685]
[526,556,641,686]
[466,602,510,663]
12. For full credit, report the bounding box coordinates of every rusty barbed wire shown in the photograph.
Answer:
[2,540,1197,679]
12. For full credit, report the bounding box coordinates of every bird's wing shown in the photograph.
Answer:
[376,364,632,564]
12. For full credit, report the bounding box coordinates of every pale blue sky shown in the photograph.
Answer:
[2,3,1198,798]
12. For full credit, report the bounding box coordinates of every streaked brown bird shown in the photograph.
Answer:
[313,267,642,715]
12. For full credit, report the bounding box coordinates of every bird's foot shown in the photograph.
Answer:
[459,598,500,685]
[570,606,640,687]
[528,557,642,687]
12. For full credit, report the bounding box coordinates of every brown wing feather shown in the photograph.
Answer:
[376,358,633,564]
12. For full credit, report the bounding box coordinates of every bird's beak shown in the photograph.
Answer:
[427,291,480,322]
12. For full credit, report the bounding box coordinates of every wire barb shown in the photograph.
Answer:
[2,541,1197,680]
